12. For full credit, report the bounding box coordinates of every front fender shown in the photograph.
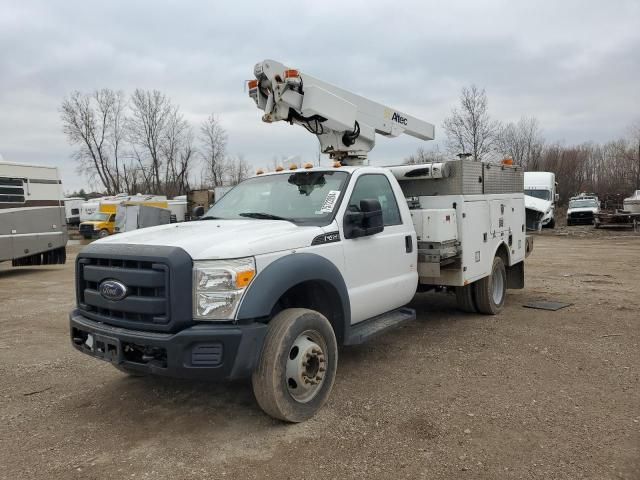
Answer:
[237,252,350,325]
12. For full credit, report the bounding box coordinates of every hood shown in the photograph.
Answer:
[95,219,323,259]
[568,207,598,214]
[524,195,552,214]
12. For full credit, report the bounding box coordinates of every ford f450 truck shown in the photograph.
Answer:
[70,60,530,422]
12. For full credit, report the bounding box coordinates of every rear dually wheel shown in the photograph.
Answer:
[473,256,507,315]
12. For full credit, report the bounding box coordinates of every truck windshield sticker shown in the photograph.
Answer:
[319,190,340,214]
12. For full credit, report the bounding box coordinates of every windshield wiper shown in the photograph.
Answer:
[239,212,293,222]
[200,215,222,220]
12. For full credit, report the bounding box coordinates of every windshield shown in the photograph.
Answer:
[204,171,349,226]
[569,199,598,209]
[525,189,551,201]
[88,212,111,222]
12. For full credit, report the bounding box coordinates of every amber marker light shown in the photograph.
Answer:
[235,270,256,288]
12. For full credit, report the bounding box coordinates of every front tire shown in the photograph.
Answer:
[252,308,338,423]
[473,256,507,315]
[98,229,110,238]
[547,218,556,229]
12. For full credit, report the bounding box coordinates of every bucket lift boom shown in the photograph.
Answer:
[248,59,435,165]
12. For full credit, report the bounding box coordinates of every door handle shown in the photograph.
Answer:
[405,235,413,253]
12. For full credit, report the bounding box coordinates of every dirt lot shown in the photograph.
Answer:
[1,230,638,479]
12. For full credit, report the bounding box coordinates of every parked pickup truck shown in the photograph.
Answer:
[70,160,529,422]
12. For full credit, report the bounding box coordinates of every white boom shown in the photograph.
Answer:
[249,59,435,165]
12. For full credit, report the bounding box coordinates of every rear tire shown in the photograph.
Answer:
[473,256,507,315]
[252,308,337,423]
[455,284,477,313]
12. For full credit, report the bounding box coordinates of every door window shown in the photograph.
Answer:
[348,174,401,226]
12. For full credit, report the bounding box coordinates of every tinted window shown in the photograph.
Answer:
[348,174,401,226]
[0,178,25,203]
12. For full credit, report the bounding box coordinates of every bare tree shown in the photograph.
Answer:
[228,154,251,185]
[161,108,195,196]
[128,89,173,193]
[627,122,640,190]
[404,146,446,164]
[60,89,127,194]
[443,85,500,161]
[200,114,227,187]
[496,116,545,169]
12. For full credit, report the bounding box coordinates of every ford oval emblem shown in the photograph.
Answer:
[99,279,128,301]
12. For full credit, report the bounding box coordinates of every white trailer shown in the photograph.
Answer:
[115,204,172,233]
[0,161,67,266]
[64,197,84,226]
[168,196,187,222]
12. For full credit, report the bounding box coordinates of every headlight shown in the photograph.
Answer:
[192,257,256,320]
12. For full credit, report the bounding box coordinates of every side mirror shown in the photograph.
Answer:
[344,198,384,239]
[193,205,205,218]
[555,193,559,202]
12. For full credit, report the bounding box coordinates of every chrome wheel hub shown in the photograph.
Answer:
[285,331,327,403]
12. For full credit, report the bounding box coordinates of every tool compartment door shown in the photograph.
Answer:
[460,200,492,283]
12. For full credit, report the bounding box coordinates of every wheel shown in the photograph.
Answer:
[252,308,338,423]
[114,364,147,377]
[97,229,110,238]
[567,219,572,227]
[547,218,556,229]
[82,234,92,240]
[455,284,477,313]
[473,256,507,315]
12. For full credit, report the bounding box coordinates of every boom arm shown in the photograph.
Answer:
[249,59,435,165]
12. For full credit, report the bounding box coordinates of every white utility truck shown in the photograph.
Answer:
[70,60,530,422]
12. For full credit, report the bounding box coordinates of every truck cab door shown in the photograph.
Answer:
[339,172,417,324]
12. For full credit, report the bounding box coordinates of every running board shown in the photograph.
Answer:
[344,307,416,346]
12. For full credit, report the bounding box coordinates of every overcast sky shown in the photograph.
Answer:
[1,0,639,192]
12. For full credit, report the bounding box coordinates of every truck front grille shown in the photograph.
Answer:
[75,244,193,333]
[77,257,170,326]
[79,224,94,236]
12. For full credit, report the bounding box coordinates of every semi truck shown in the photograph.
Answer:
[70,60,531,422]
[524,171,558,229]
[0,161,67,266]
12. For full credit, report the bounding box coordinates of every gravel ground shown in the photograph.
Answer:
[0,230,638,479]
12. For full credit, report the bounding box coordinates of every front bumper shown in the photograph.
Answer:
[567,213,595,225]
[79,224,98,237]
[69,310,267,380]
